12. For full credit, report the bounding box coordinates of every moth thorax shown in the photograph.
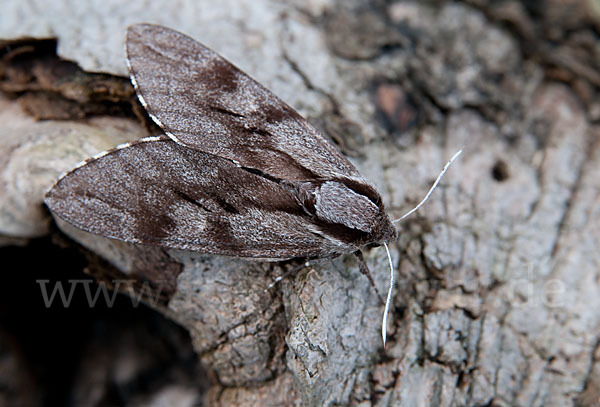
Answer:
[314,181,380,233]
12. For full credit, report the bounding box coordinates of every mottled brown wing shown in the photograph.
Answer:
[45,137,355,259]
[126,23,362,182]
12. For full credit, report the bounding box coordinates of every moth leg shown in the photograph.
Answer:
[354,250,384,305]
[264,260,311,292]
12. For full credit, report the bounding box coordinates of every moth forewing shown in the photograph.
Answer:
[125,24,364,182]
[48,138,353,257]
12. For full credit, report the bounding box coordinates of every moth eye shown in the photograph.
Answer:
[314,181,379,232]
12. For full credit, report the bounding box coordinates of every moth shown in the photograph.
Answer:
[45,24,459,345]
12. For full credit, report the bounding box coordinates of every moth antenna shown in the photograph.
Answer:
[382,242,394,347]
[393,149,463,224]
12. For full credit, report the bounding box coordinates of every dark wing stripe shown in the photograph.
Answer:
[173,190,213,213]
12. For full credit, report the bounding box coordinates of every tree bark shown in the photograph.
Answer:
[1,1,599,406]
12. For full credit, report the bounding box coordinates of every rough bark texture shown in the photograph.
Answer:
[1,0,600,406]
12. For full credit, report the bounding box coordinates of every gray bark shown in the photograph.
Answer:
[1,0,599,406]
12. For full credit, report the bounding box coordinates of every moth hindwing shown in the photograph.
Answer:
[45,23,397,259]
